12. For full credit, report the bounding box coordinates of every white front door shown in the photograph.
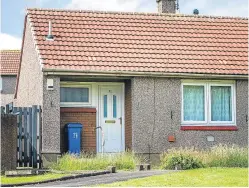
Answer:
[99,85,124,153]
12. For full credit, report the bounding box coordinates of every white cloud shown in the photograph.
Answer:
[66,0,143,12]
[180,0,248,17]
[207,2,248,17]
[66,0,248,17]
[0,33,22,50]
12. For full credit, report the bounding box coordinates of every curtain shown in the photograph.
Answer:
[60,87,89,102]
[211,86,232,121]
[183,85,205,121]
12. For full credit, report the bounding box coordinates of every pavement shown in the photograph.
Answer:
[30,170,171,187]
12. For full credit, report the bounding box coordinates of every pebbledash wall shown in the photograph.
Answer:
[0,76,17,106]
[131,77,248,163]
[14,17,61,166]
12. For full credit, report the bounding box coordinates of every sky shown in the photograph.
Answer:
[0,0,248,50]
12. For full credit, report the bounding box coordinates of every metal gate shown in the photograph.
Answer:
[6,104,42,168]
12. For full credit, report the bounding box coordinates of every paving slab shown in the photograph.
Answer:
[30,170,171,187]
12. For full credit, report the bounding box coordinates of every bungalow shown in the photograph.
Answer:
[15,0,248,166]
[0,50,20,106]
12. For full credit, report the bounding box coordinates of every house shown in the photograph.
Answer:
[15,0,248,166]
[0,50,20,106]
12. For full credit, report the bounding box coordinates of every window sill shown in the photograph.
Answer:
[60,107,96,113]
[181,126,238,131]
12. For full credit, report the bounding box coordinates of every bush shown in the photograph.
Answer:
[160,147,205,170]
[50,151,140,171]
[160,145,248,170]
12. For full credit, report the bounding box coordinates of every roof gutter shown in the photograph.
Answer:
[42,68,248,80]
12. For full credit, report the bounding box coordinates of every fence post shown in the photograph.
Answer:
[32,105,38,168]
[28,107,33,167]
[38,106,42,168]
[23,107,28,167]
[17,107,23,167]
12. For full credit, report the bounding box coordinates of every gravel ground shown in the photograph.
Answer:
[30,170,171,187]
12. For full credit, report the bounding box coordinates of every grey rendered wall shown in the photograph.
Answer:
[14,19,61,166]
[131,78,248,159]
[41,76,61,167]
[1,76,16,94]
[0,76,16,106]
[1,94,14,106]
[1,114,17,173]
[15,19,43,107]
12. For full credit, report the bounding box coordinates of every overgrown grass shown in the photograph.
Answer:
[206,144,248,167]
[99,168,248,187]
[50,152,141,171]
[0,173,68,185]
[160,144,248,170]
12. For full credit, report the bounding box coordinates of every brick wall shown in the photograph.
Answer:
[60,108,96,153]
[125,80,132,150]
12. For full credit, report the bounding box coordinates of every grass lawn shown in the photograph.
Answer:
[0,173,68,185]
[100,168,248,187]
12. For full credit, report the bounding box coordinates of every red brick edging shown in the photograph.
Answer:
[60,107,96,113]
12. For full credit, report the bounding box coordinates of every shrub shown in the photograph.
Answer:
[50,151,140,171]
[160,147,205,170]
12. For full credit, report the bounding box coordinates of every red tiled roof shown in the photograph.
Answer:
[0,50,20,75]
[27,8,248,75]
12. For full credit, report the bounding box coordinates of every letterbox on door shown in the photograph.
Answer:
[65,123,83,155]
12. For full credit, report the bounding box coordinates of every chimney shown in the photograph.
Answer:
[157,0,176,14]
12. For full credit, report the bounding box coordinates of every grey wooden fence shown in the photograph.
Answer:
[7,105,42,169]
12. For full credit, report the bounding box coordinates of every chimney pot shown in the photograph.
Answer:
[157,0,176,14]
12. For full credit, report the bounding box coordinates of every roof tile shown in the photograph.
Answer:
[0,50,20,75]
[27,8,248,75]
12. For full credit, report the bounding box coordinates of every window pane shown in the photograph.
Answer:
[60,87,89,102]
[183,85,205,121]
[113,95,117,118]
[211,86,232,121]
[104,95,108,118]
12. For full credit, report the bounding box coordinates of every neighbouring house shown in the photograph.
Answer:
[15,0,248,166]
[0,50,20,106]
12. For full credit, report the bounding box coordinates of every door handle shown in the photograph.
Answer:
[119,117,122,125]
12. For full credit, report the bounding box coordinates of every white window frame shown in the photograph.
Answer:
[60,82,92,107]
[181,83,208,124]
[208,83,236,125]
[181,80,236,126]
